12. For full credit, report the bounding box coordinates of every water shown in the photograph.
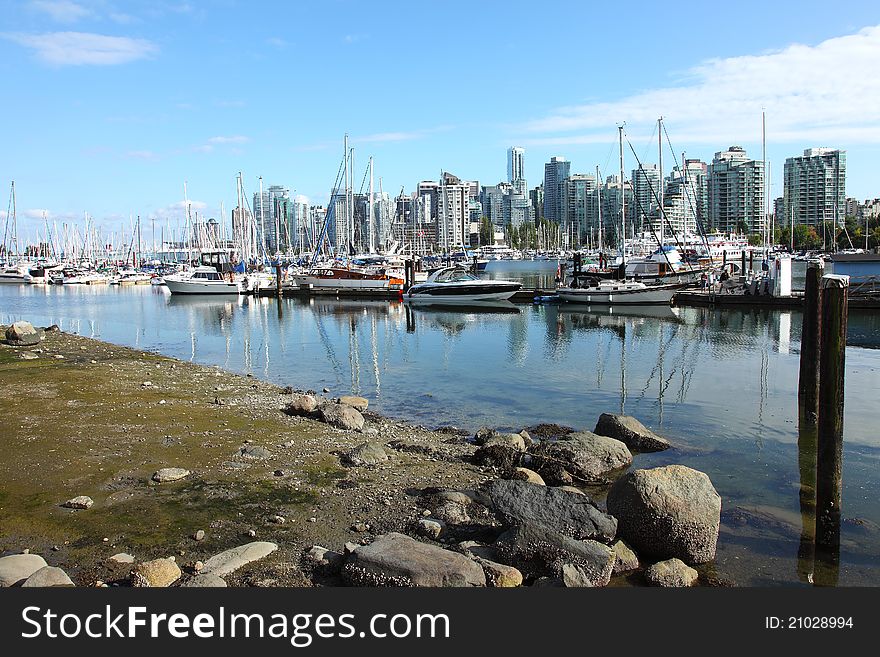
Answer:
[2,273,879,586]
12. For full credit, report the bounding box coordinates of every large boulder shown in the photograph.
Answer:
[181,574,228,588]
[342,533,485,587]
[342,441,388,467]
[611,540,640,574]
[62,495,94,509]
[131,558,181,587]
[201,541,278,577]
[528,431,632,485]
[318,402,364,432]
[152,467,190,483]
[606,465,721,564]
[21,566,75,587]
[5,321,42,346]
[484,433,526,451]
[0,554,48,587]
[338,395,369,412]
[493,521,615,586]
[645,558,699,587]
[594,413,670,452]
[483,479,616,543]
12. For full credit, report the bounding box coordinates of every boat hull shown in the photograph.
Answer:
[558,284,682,305]
[407,282,521,303]
[164,278,240,295]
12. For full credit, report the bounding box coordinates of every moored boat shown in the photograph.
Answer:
[406,266,521,303]
[164,266,240,295]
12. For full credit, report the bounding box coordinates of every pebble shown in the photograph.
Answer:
[194,561,204,571]
[308,517,317,523]
[247,529,256,537]
[193,530,205,541]
[53,354,64,359]
[142,381,153,387]
[62,495,94,510]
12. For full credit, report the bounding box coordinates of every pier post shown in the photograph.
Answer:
[740,251,746,277]
[798,266,822,422]
[275,264,282,298]
[814,274,848,584]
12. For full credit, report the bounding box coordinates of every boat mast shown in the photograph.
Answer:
[619,125,626,275]
[762,108,768,252]
[596,165,603,254]
[658,116,664,249]
[259,175,266,263]
[368,156,375,254]
[184,181,193,266]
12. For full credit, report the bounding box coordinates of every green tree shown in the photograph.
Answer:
[479,217,493,246]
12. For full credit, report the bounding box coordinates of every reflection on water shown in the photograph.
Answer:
[2,281,880,586]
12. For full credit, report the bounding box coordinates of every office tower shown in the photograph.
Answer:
[543,156,570,223]
[707,146,765,234]
[783,148,846,227]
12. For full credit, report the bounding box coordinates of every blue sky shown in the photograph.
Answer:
[2,0,879,238]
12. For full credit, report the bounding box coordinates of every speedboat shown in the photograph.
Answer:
[164,266,240,295]
[557,278,687,305]
[406,266,521,303]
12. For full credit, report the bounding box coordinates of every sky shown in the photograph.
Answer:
[2,0,880,240]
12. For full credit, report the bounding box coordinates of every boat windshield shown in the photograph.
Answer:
[435,268,478,283]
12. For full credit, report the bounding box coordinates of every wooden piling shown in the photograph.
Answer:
[798,266,822,422]
[740,251,746,276]
[814,273,849,578]
[275,264,282,298]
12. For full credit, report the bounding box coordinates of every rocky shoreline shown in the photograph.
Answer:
[1,320,729,588]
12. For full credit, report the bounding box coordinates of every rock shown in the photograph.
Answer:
[473,426,497,445]
[238,445,272,460]
[152,467,190,483]
[606,465,721,564]
[318,401,365,431]
[509,467,545,485]
[473,444,521,470]
[524,423,576,440]
[305,546,344,573]
[494,521,614,585]
[558,485,585,496]
[430,500,471,526]
[483,479,617,543]
[21,566,75,588]
[342,441,388,467]
[62,495,94,509]
[594,413,670,452]
[0,554,49,587]
[193,530,205,541]
[528,431,632,484]
[201,541,278,577]
[108,553,135,564]
[434,490,475,506]
[416,518,445,539]
[343,533,485,587]
[474,557,522,587]
[484,433,526,451]
[284,394,318,416]
[5,321,42,346]
[142,381,153,387]
[19,351,39,360]
[611,540,640,574]
[339,395,369,412]
[532,576,565,587]
[44,324,60,332]
[181,574,227,588]
[131,558,181,587]
[645,558,699,587]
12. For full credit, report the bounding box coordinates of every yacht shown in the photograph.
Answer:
[291,267,402,291]
[0,263,33,284]
[557,278,687,305]
[164,266,241,295]
[406,266,521,303]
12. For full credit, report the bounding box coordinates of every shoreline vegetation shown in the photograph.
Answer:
[0,321,728,588]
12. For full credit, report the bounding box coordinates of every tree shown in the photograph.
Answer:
[479,217,493,246]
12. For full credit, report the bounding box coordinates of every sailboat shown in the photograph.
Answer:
[0,181,32,284]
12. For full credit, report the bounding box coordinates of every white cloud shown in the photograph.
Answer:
[29,1,92,23]
[522,25,880,146]
[23,208,52,220]
[207,135,249,144]
[3,31,158,66]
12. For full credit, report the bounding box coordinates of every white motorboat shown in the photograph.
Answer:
[164,266,241,295]
[0,263,32,283]
[557,278,686,305]
[406,266,521,303]
[291,267,402,291]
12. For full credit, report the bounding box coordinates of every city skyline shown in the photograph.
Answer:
[2,0,880,239]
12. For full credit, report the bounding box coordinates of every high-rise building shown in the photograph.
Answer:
[562,174,597,247]
[507,147,525,185]
[529,185,544,222]
[543,156,570,223]
[437,172,470,250]
[707,146,765,234]
[631,164,661,231]
[783,148,846,228]
[252,184,290,253]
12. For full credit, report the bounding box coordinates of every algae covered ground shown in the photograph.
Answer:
[0,326,487,586]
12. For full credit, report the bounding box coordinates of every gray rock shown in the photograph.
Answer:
[108,553,135,564]
[645,558,699,587]
[483,479,617,542]
[343,533,485,587]
[181,574,227,587]
[5,321,42,346]
[21,566,75,588]
[561,549,616,587]
[509,467,545,485]
[152,467,190,483]
[0,554,49,587]
[342,441,388,467]
[528,431,632,485]
[339,395,369,412]
[430,500,471,526]
[416,518,445,539]
[473,427,497,445]
[494,521,614,585]
[318,401,365,432]
[284,394,318,416]
[473,444,522,470]
[201,541,278,577]
[193,530,205,541]
[606,465,721,565]
[131,558,181,587]
[434,490,475,506]
[594,413,670,452]
[474,557,522,587]
[484,433,526,451]
[19,351,39,360]
[611,540,640,574]
[62,495,94,509]
[238,445,272,460]
[305,546,344,573]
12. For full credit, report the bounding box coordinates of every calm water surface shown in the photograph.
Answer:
[1,262,879,586]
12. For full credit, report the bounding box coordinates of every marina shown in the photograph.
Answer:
[2,258,880,586]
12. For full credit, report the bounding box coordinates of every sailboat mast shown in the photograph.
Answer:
[369,156,375,253]
[619,125,626,273]
[658,117,664,248]
[259,175,266,262]
[762,109,767,250]
[596,165,603,253]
